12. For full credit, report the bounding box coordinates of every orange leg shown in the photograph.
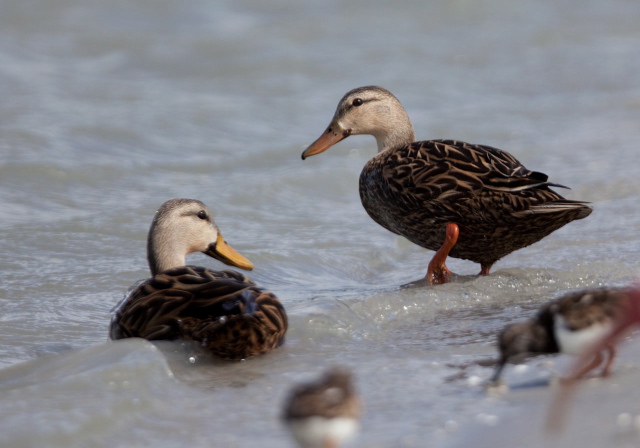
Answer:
[426,223,459,285]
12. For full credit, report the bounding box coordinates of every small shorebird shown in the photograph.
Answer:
[547,285,640,433]
[110,198,288,360]
[301,86,591,285]
[492,287,632,383]
[282,368,361,448]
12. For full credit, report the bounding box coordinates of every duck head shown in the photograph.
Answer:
[147,198,254,276]
[301,86,416,158]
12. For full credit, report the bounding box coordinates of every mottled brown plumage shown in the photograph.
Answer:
[360,139,591,269]
[302,86,592,284]
[283,368,361,448]
[492,287,631,382]
[110,199,287,360]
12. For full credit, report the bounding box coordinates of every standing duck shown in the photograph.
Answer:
[301,86,592,284]
[491,287,632,383]
[110,198,288,360]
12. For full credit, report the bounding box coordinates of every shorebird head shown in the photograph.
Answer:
[491,320,554,383]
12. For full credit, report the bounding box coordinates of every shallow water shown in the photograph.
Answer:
[1,0,639,447]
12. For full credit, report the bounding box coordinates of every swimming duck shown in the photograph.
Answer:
[282,367,361,448]
[301,86,592,284]
[110,198,288,360]
[491,287,632,383]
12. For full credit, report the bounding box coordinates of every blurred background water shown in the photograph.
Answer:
[0,0,639,447]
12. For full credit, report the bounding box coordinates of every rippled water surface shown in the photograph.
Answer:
[1,1,640,447]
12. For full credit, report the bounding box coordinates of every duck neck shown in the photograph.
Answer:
[147,226,187,276]
[372,106,415,153]
[375,124,415,153]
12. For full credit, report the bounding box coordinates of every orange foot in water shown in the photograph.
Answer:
[426,223,459,285]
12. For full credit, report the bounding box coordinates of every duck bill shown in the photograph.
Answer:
[205,234,254,271]
[301,124,348,160]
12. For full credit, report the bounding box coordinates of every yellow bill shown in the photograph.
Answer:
[205,234,254,271]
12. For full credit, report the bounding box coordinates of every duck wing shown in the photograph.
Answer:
[109,267,257,340]
[381,139,590,216]
[408,139,564,192]
[110,266,287,360]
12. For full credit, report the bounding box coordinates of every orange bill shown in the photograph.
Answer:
[301,125,348,160]
[205,234,254,270]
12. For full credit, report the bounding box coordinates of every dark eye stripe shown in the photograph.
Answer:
[347,97,375,110]
[337,97,377,119]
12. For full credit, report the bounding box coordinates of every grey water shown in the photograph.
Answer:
[1,0,639,447]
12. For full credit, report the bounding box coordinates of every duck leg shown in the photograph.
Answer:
[479,264,492,276]
[426,223,459,285]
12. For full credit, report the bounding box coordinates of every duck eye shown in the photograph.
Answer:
[197,210,207,220]
[352,98,363,106]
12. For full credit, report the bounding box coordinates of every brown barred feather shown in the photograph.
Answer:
[360,139,592,268]
[110,267,288,360]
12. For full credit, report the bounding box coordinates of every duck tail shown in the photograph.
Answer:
[514,201,592,219]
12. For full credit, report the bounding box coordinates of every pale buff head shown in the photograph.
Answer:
[146,198,253,276]
[302,86,416,158]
